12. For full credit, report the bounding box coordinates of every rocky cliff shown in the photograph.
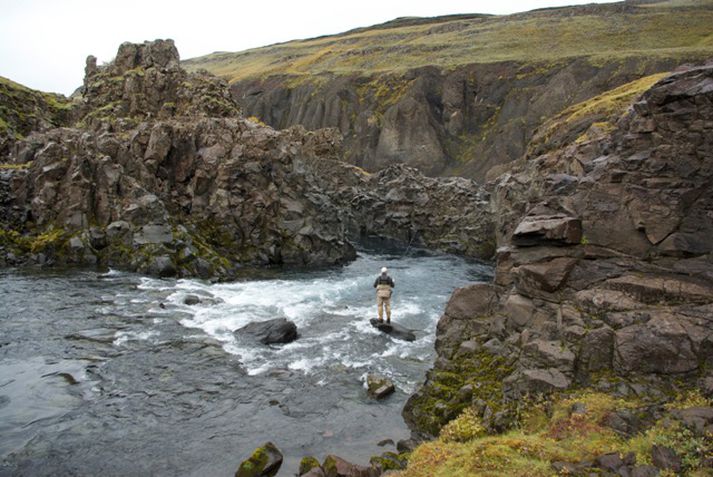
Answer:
[186,1,713,181]
[399,60,713,474]
[0,40,493,278]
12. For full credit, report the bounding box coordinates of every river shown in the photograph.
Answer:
[0,249,491,476]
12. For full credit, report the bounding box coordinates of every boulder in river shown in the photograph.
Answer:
[235,441,283,477]
[369,318,416,342]
[236,318,298,345]
[183,294,201,305]
[366,373,396,400]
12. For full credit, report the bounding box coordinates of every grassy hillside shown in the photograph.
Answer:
[184,0,713,83]
[0,76,73,142]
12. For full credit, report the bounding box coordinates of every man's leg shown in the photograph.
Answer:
[377,296,384,321]
[385,298,391,323]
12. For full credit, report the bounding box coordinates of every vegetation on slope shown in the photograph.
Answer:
[184,1,713,83]
[395,391,713,477]
[0,76,73,140]
[528,71,670,157]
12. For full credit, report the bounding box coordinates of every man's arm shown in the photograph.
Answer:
[389,277,395,287]
[373,277,378,288]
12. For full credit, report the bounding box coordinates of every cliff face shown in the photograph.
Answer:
[402,61,713,443]
[0,40,494,278]
[230,57,684,180]
[186,1,713,180]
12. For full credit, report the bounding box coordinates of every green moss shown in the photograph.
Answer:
[0,162,31,170]
[0,226,71,261]
[531,72,669,156]
[370,452,409,471]
[322,455,338,474]
[356,76,414,113]
[298,456,320,475]
[394,390,713,477]
[440,407,486,443]
[235,445,269,477]
[407,348,514,437]
[0,75,72,140]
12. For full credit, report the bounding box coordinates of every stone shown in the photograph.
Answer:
[482,338,505,356]
[377,439,394,447]
[503,368,571,397]
[503,293,535,329]
[183,294,201,305]
[443,283,499,320]
[630,466,659,477]
[322,454,379,477]
[368,318,416,342]
[370,451,407,472]
[457,339,479,355]
[299,456,321,476]
[236,318,298,345]
[235,442,283,477]
[512,214,582,246]
[301,469,326,477]
[603,274,713,305]
[670,407,713,437]
[396,438,420,453]
[702,373,713,398]
[133,224,173,246]
[595,452,624,472]
[68,236,84,251]
[145,255,176,277]
[522,339,575,373]
[577,326,615,375]
[513,257,578,294]
[106,220,131,239]
[366,373,395,399]
[651,445,681,473]
[614,314,698,375]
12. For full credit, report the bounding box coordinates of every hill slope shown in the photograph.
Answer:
[185,0,713,179]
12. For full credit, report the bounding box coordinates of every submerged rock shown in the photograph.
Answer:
[366,373,396,400]
[236,318,298,345]
[235,441,283,477]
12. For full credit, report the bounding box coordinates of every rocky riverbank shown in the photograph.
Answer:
[0,40,493,279]
[397,61,713,475]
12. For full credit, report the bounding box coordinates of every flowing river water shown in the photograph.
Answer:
[0,249,492,476]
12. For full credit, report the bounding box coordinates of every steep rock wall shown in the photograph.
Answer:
[403,61,713,438]
[230,56,691,180]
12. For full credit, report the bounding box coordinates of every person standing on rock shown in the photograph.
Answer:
[373,267,395,323]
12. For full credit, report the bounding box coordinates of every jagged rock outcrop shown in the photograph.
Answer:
[0,40,494,277]
[404,61,713,437]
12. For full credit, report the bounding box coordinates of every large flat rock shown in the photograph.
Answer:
[369,318,416,342]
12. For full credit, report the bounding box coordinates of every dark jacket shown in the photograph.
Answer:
[373,274,395,288]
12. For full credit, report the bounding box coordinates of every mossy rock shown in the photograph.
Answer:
[235,442,283,477]
[403,348,514,437]
[298,456,321,475]
[369,451,408,471]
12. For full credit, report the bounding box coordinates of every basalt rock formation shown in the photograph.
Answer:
[0,40,494,278]
[403,61,713,442]
[228,57,684,180]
